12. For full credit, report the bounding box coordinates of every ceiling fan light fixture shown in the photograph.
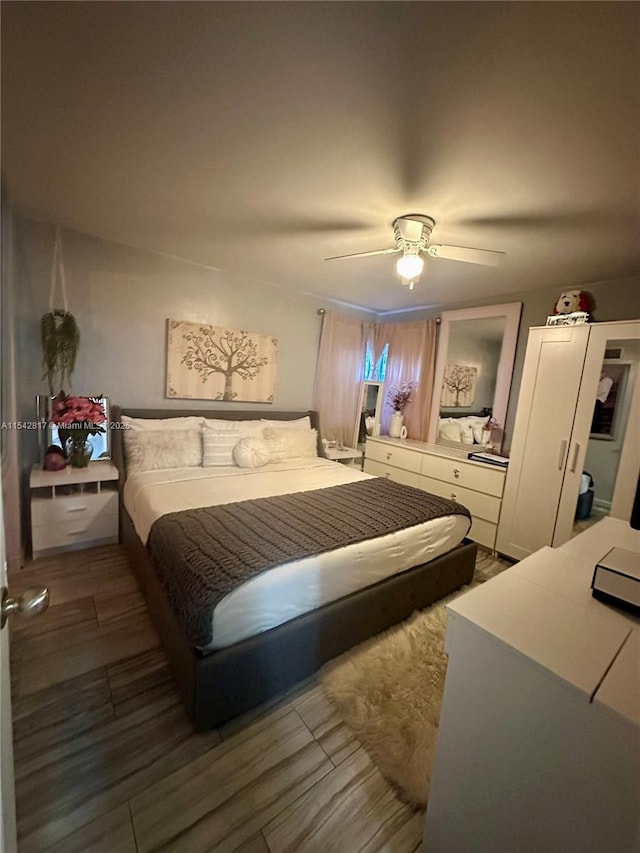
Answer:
[395,252,424,281]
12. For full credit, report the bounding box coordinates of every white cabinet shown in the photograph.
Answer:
[497,321,640,560]
[364,436,506,549]
[424,519,640,853]
[30,461,119,559]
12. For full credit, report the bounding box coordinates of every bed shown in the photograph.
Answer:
[112,406,477,729]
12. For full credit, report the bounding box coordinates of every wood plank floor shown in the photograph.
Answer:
[9,545,510,852]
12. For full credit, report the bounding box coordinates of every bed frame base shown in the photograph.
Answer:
[122,510,477,730]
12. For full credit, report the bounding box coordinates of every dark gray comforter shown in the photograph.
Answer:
[147,477,471,646]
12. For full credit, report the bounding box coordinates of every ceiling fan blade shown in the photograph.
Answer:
[325,247,401,261]
[427,244,505,267]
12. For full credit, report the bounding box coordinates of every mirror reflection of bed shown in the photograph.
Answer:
[428,304,522,455]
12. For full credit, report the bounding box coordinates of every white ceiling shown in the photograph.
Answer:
[2,2,638,313]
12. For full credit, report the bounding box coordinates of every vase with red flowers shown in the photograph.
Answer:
[50,394,107,468]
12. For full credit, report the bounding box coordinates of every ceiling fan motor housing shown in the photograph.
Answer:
[392,214,435,253]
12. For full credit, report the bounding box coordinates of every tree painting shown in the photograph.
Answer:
[441,364,477,407]
[166,320,278,402]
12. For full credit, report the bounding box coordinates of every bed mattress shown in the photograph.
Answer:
[123,459,470,649]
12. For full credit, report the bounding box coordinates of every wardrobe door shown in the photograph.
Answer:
[496,325,590,560]
[553,321,640,546]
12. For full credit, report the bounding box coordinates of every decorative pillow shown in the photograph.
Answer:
[124,429,202,474]
[202,418,264,438]
[262,427,318,462]
[202,430,239,467]
[121,415,203,431]
[438,420,462,442]
[233,437,271,469]
[260,416,311,431]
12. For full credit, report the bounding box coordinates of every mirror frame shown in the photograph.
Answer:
[427,302,522,445]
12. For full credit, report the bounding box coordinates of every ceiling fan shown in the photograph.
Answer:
[325,214,505,289]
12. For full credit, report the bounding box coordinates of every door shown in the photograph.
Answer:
[0,486,17,853]
[554,321,640,545]
[496,324,590,560]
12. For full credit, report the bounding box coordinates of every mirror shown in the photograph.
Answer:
[355,381,383,447]
[428,303,522,453]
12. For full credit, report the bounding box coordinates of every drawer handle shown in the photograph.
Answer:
[386,452,392,460]
[68,529,89,536]
[66,506,88,513]
[453,468,460,479]
[450,493,457,500]
[384,473,390,478]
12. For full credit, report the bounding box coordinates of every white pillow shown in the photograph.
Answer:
[262,427,318,462]
[202,431,238,467]
[438,420,462,442]
[124,429,202,474]
[202,418,264,438]
[233,437,271,469]
[260,416,311,431]
[121,415,203,431]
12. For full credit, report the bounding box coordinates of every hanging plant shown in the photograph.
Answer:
[41,309,80,396]
[41,227,81,396]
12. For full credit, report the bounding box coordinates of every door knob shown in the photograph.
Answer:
[1,586,49,629]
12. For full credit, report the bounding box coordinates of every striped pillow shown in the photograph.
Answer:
[202,430,239,467]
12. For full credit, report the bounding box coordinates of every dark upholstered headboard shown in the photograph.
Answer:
[111,406,326,491]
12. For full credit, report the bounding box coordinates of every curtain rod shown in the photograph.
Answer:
[317,307,440,323]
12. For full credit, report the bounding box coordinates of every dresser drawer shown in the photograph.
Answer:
[365,441,421,473]
[363,458,421,488]
[31,491,118,526]
[467,517,498,550]
[419,475,502,524]
[32,513,119,555]
[420,455,505,498]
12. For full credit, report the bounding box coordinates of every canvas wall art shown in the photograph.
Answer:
[440,364,477,407]
[166,319,278,402]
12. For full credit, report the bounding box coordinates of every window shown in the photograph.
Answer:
[364,344,388,382]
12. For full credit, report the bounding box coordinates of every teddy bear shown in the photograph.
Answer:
[553,290,591,315]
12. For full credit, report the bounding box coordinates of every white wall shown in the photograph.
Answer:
[14,216,372,411]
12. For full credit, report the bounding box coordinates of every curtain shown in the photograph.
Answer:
[313,312,366,448]
[379,320,437,441]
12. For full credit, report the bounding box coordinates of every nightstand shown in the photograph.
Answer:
[30,460,119,559]
[325,446,365,469]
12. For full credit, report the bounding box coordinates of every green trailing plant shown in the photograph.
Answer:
[41,309,80,396]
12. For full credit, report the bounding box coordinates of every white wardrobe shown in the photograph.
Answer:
[497,320,640,560]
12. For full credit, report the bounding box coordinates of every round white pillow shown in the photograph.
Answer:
[233,437,271,469]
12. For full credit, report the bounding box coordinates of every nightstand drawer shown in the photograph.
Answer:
[363,458,421,488]
[365,442,421,473]
[419,475,501,524]
[31,491,118,526]
[420,455,505,497]
[32,513,118,555]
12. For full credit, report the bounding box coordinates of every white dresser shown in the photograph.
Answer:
[363,436,506,549]
[424,518,640,853]
[30,461,119,559]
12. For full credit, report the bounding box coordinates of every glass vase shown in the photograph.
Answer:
[66,436,92,468]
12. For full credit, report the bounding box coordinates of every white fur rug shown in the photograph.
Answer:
[320,553,510,806]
